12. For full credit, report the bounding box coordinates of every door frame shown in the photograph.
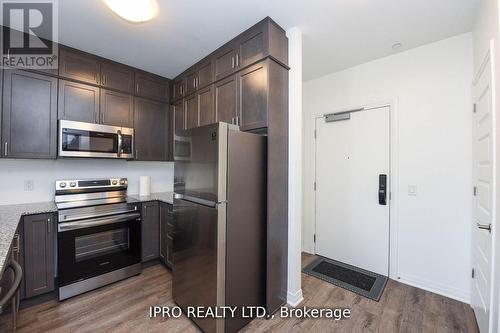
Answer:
[312,101,401,279]
[472,41,498,333]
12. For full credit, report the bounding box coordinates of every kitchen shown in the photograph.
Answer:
[0,0,496,333]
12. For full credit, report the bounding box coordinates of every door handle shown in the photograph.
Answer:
[477,222,492,233]
[379,174,387,205]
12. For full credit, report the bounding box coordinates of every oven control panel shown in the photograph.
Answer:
[56,178,128,191]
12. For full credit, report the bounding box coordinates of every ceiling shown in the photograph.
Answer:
[50,0,480,81]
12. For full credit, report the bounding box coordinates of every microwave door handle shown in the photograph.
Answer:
[117,130,122,158]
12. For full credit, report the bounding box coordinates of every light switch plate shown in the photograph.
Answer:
[24,180,34,192]
[408,185,417,196]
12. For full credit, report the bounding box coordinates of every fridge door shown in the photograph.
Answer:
[174,123,228,203]
[172,198,226,333]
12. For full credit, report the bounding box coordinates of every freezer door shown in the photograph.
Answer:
[172,198,226,333]
[174,123,228,203]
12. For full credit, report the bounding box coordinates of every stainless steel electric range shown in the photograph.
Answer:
[55,178,141,300]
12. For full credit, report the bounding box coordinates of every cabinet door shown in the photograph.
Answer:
[198,85,215,127]
[159,203,169,266]
[238,61,268,130]
[172,79,185,101]
[214,43,237,81]
[101,62,135,93]
[173,99,185,136]
[100,89,134,127]
[215,75,238,124]
[142,202,159,262]
[134,98,169,161]
[23,214,55,298]
[185,71,197,96]
[58,80,100,123]
[136,72,170,102]
[197,60,213,89]
[59,47,100,85]
[2,70,57,159]
[237,23,266,68]
[185,94,198,130]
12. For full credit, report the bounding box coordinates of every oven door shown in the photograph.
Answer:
[57,212,141,287]
[58,120,134,159]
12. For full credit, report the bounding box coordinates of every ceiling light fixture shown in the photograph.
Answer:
[391,42,403,50]
[104,0,158,23]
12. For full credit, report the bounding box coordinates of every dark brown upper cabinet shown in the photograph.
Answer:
[214,74,238,125]
[59,46,100,85]
[23,213,55,298]
[238,61,268,131]
[58,80,100,123]
[185,93,198,130]
[214,43,238,82]
[172,78,185,101]
[173,99,185,137]
[197,60,213,89]
[185,70,198,96]
[136,71,170,103]
[100,89,134,128]
[198,85,215,127]
[101,62,135,93]
[134,97,169,161]
[2,70,57,159]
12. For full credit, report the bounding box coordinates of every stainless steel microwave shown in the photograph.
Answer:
[58,120,134,159]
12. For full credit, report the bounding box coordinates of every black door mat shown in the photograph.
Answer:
[303,257,388,301]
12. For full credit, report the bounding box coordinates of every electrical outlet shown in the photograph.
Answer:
[24,180,34,192]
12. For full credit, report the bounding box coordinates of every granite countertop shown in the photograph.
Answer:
[127,192,174,205]
[0,201,57,275]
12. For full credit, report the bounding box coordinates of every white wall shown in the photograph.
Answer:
[473,0,500,330]
[302,33,473,302]
[0,159,174,204]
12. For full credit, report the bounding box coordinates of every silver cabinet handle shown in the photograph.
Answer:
[136,83,140,93]
[477,222,492,232]
[235,116,239,126]
[196,77,199,88]
[135,149,139,159]
[236,53,239,67]
[47,218,51,234]
[3,142,7,156]
[231,56,235,69]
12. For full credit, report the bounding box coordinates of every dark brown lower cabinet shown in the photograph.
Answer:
[134,98,170,161]
[2,70,58,159]
[23,213,55,298]
[159,203,173,268]
[141,202,160,262]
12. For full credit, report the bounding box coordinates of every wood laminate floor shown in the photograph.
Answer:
[0,253,478,333]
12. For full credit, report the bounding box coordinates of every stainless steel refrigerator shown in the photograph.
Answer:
[173,122,266,333]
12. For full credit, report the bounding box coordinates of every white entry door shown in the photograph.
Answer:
[315,106,390,276]
[471,52,494,333]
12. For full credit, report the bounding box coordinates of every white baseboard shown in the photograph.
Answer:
[397,273,470,304]
[287,289,304,307]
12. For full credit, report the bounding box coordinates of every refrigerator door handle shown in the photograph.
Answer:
[176,194,219,208]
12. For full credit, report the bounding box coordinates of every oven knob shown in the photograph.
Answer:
[59,182,66,188]
[112,180,118,185]
[120,179,127,185]
[69,182,77,187]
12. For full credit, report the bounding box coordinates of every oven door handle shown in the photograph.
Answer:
[58,212,141,232]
